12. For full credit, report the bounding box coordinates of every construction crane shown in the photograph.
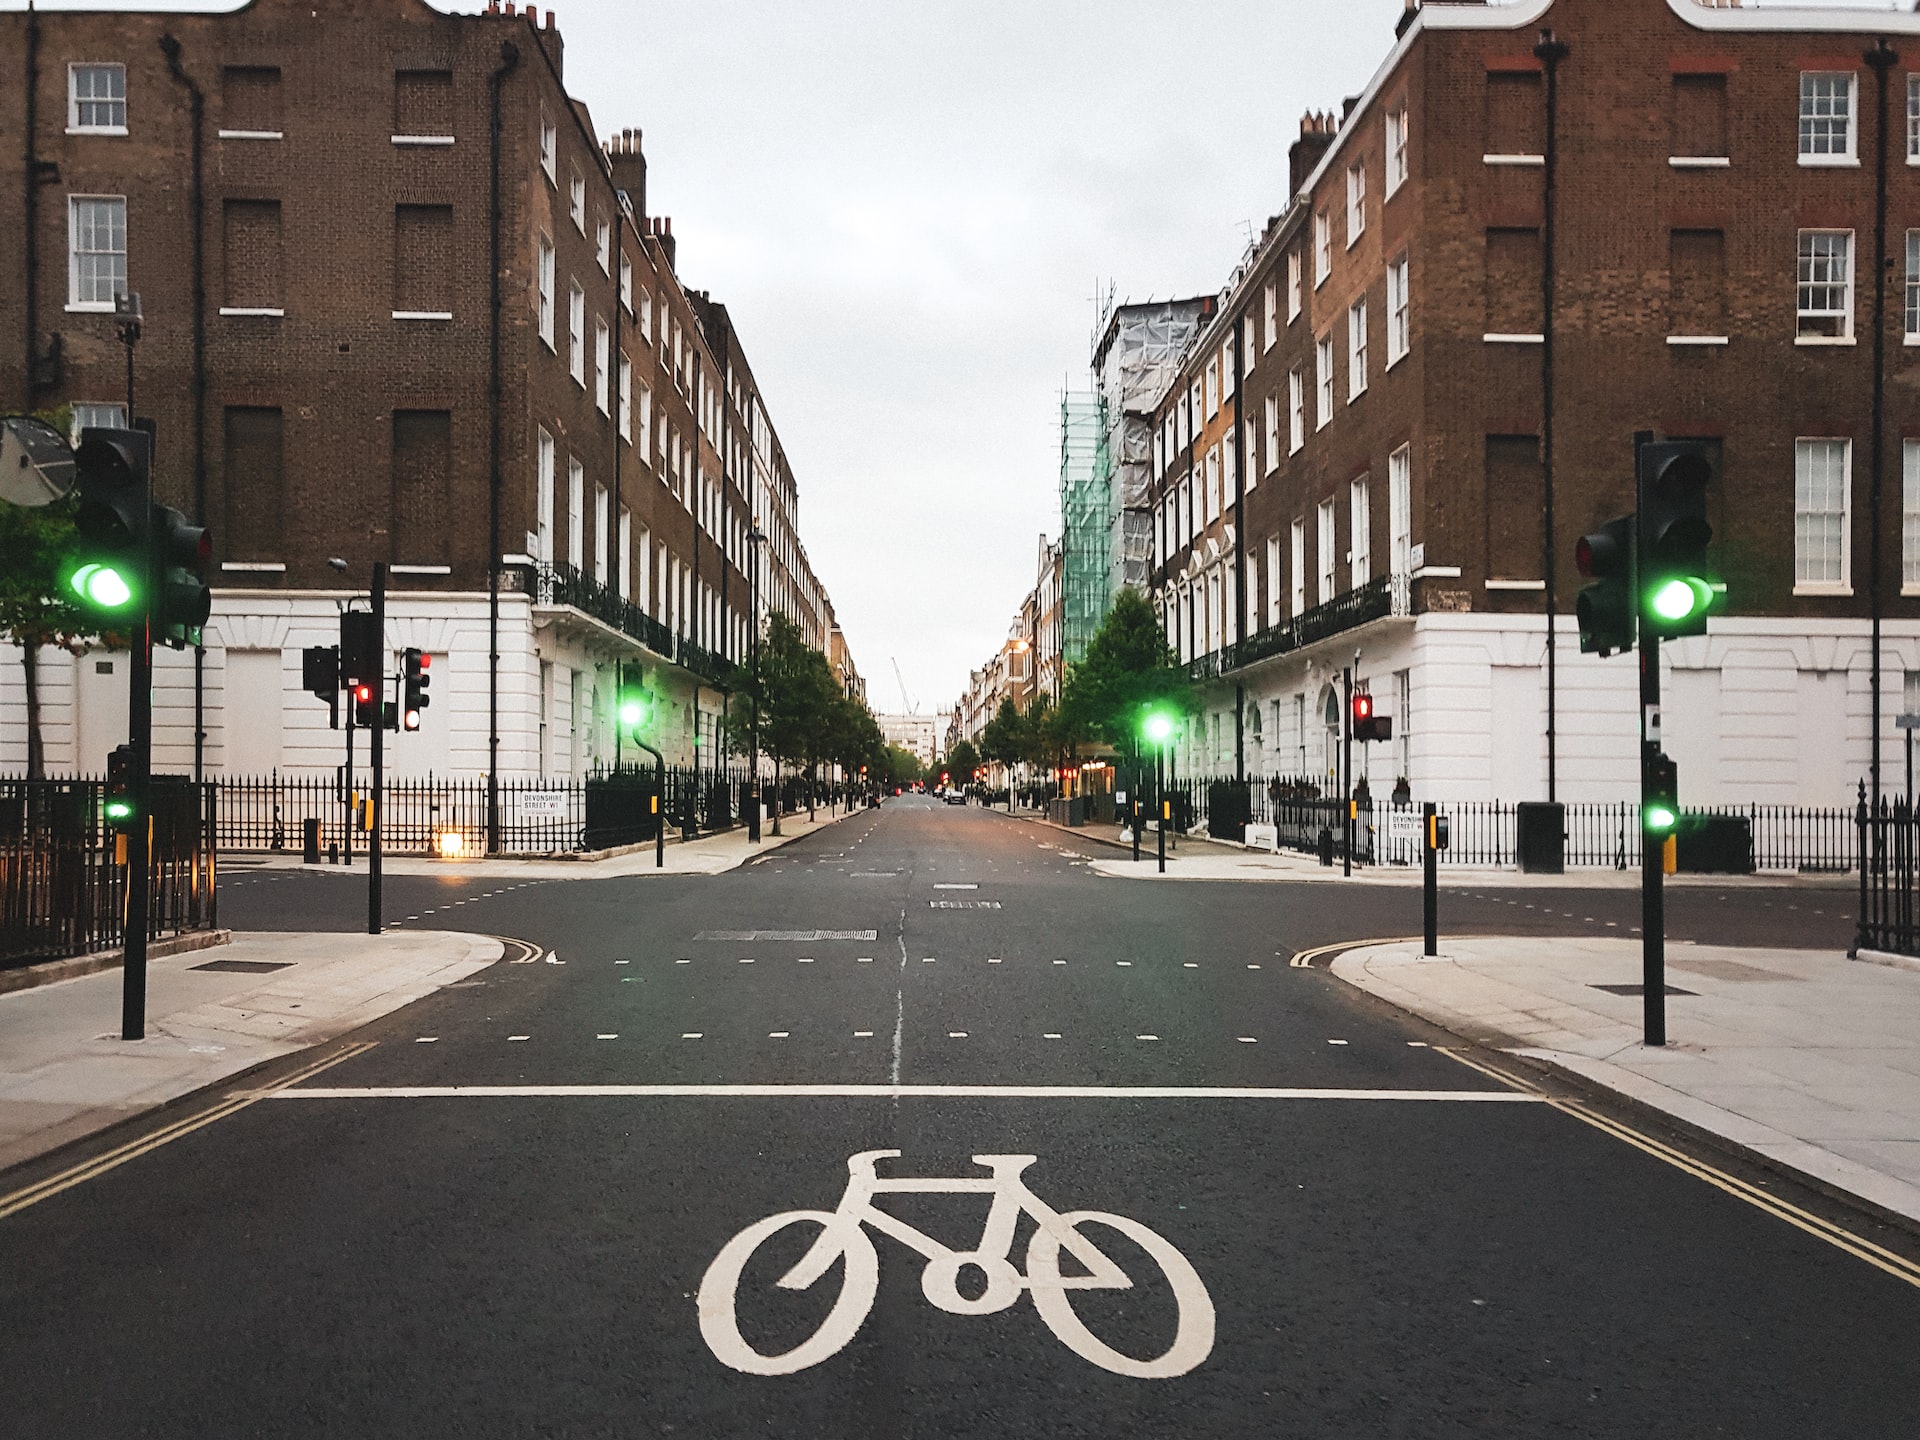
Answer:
[892,658,917,715]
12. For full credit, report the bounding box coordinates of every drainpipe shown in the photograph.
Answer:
[488,38,521,853]
[24,1,40,407]
[160,34,207,784]
[1868,37,1897,803]
[1534,28,1569,806]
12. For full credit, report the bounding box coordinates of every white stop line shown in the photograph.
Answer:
[698,1150,1214,1380]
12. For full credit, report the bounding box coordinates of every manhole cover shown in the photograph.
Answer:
[1588,982,1696,997]
[190,959,294,974]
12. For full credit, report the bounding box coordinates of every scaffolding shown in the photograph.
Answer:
[1092,300,1211,598]
[1059,390,1109,665]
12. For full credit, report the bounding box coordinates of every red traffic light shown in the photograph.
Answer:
[418,653,430,671]
[354,684,373,703]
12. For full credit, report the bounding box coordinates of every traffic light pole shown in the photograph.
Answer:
[120,423,153,1043]
[368,563,385,936]
[1635,431,1667,1048]
[1423,801,1438,958]
[1342,666,1353,879]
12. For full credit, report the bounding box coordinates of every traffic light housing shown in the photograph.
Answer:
[1644,751,1680,835]
[340,611,380,689]
[1351,689,1393,743]
[302,645,339,699]
[1638,440,1715,640]
[618,686,655,732]
[152,503,210,648]
[1576,515,1636,658]
[66,428,150,620]
[402,648,430,731]
[351,680,379,729]
[103,743,137,830]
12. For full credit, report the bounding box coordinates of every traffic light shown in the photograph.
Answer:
[402,648,430,731]
[618,686,655,732]
[152,503,210,648]
[65,428,150,619]
[1644,751,1680,835]
[1575,515,1636,658]
[1638,441,1715,639]
[1351,689,1393,743]
[104,743,137,829]
[351,680,378,729]
[1141,707,1176,746]
[340,611,380,689]
[302,645,339,699]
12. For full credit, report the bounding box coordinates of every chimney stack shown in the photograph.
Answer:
[1289,110,1338,198]
[605,127,647,223]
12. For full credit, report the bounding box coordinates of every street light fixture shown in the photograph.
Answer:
[1141,706,1176,873]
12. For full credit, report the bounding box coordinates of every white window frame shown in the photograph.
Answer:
[1244,316,1258,374]
[595,213,612,274]
[1386,103,1409,197]
[618,354,633,440]
[539,109,557,183]
[1799,71,1858,166]
[1263,282,1278,351]
[1287,252,1303,322]
[1266,536,1283,629]
[1794,437,1852,594]
[69,401,127,445]
[569,168,587,233]
[639,288,654,342]
[1314,212,1332,287]
[1797,229,1855,342]
[67,195,127,311]
[594,483,609,584]
[1205,445,1221,524]
[536,427,555,563]
[637,381,653,461]
[1907,231,1920,344]
[1224,427,1239,499]
[1289,368,1306,454]
[1389,444,1412,578]
[1222,341,1236,400]
[1387,254,1411,366]
[619,252,633,312]
[536,235,555,347]
[68,63,128,135]
[1317,499,1337,604]
[568,457,586,570]
[1349,477,1372,588]
[618,506,633,599]
[1205,357,1220,418]
[1909,75,1920,165]
[1264,394,1281,474]
[1315,338,1335,430]
[1290,519,1307,617]
[568,281,586,385]
[1348,298,1369,401]
[594,318,611,413]
[1346,161,1367,247]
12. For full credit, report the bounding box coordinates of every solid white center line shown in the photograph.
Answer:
[278,1084,1547,1103]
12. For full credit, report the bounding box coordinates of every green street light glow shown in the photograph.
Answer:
[1649,577,1711,624]
[68,562,135,610]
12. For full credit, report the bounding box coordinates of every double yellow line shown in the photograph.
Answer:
[1289,937,1420,968]
[1441,1046,1920,1291]
[0,1041,376,1224]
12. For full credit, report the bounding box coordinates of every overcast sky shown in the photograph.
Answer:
[18,0,1897,714]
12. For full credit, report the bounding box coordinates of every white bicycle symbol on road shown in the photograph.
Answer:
[697,1150,1215,1380]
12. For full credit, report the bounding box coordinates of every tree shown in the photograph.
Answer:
[945,738,981,787]
[0,408,109,777]
[727,614,838,806]
[1057,587,1192,756]
[980,697,1026,778]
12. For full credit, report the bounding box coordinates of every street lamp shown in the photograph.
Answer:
[619,683,665,869]
[744,523,767,840]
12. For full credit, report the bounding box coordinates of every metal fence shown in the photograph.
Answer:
[1859,794,1920,955]
[0,777,218,970]
[1130,772,1856,873]
[214,768,842,855]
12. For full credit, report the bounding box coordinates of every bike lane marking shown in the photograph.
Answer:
[267,1083,1541,1101]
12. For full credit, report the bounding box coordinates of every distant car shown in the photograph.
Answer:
[944,790,966,805]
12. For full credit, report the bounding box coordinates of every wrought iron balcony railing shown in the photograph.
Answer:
[531,562,737,687]
[1222,572,1412,676]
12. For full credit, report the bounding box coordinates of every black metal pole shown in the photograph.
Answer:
[1156,747,1167,875]
[1423,800,1438,957]
[747,535,762,843]
[368,563,385,936]
[631,736,665,869]
[1536,29,1569,805]
[1867,39,1897,805]
[1635,431,1666,1047]
[120,355,151,1042]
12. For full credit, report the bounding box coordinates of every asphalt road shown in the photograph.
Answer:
[3,796,1913,1437]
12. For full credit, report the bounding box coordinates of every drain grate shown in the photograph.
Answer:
[1589,982,1696,997]
[189,959,294,974]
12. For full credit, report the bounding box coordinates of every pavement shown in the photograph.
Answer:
[1331,936,1920,1227]
[4,795,1917,1436]
[227,803,857,880]
[0,928,502,1174]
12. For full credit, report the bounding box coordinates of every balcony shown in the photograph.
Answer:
[531,561,738,688]
[1220,572,1411,677]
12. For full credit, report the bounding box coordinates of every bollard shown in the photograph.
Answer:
[303,817,323,865]
[1423,802,1438,956]
[1318,826,1334,867]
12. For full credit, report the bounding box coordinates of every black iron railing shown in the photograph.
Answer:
[1859,791,1920,955]
[1228,573,1411,674]
[0,777,217,970]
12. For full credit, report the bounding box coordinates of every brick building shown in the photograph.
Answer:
[1143,0,1920,808]
[1,0,850,784]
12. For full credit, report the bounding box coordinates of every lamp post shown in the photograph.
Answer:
[745,524,765,841]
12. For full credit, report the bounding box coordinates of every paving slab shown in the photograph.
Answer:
[1330,935,1920,1225]
[0,929,501,1174]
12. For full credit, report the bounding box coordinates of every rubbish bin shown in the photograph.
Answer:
[1318,826,1335,867]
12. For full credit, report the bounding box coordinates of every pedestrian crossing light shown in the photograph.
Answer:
[1644,752,1680,835]
[104,743,136,829]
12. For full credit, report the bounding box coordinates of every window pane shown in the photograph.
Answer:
[1800,72,1854,157]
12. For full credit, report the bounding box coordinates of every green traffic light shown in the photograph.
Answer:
[68,562,136,611]
[1644,804,1678,834]
[1142,709,1175,744]
[104,798,134,822]
[1648,576,1712,624]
